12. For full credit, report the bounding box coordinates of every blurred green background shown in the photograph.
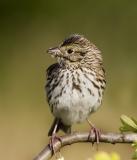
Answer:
[0,0,137,159]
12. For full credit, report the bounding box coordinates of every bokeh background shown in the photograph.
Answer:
[0,0,137,159]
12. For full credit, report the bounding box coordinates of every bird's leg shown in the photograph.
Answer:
[86,118,101,148]
[49,119,62,155]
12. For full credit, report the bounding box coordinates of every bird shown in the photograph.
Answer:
[45,34,106,146]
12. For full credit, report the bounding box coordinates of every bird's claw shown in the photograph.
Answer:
[88,126,101,150]
[49,134,62,154]
[86,119,101,149]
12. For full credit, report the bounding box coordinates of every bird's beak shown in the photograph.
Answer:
[47,47,61,57]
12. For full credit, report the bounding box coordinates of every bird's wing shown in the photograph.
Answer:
[46,63,60,78]
[45,63,60,111]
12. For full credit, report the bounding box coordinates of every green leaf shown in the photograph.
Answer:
[120,115,137,133]
[132,142,137,159]
[132,152,137,159]
[132,142,137,148]
[132,117,137,125]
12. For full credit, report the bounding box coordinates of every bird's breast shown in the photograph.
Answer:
[46,67,104,125]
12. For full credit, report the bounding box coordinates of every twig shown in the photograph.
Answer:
[33,132,137,160]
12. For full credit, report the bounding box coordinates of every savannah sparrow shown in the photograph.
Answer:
[46,34,106,138]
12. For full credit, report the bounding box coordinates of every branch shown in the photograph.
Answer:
[33,132,137,160]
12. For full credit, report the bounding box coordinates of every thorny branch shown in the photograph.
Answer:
[33,132,137,160]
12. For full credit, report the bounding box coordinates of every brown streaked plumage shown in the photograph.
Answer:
[45,34,106,136]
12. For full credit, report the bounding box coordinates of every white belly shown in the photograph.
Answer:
[49,69,101,126]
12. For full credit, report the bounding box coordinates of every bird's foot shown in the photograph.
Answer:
[87,119,101,149]
[49,134,62,155]
[88,126,101,146]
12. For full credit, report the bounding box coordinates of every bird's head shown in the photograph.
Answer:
[47,34,102,67]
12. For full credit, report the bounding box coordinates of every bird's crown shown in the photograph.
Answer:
[61,34,90,47]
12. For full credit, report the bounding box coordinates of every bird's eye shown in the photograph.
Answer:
[67,49,73,54]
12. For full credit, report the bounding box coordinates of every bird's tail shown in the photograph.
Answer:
[48,118,71,136]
